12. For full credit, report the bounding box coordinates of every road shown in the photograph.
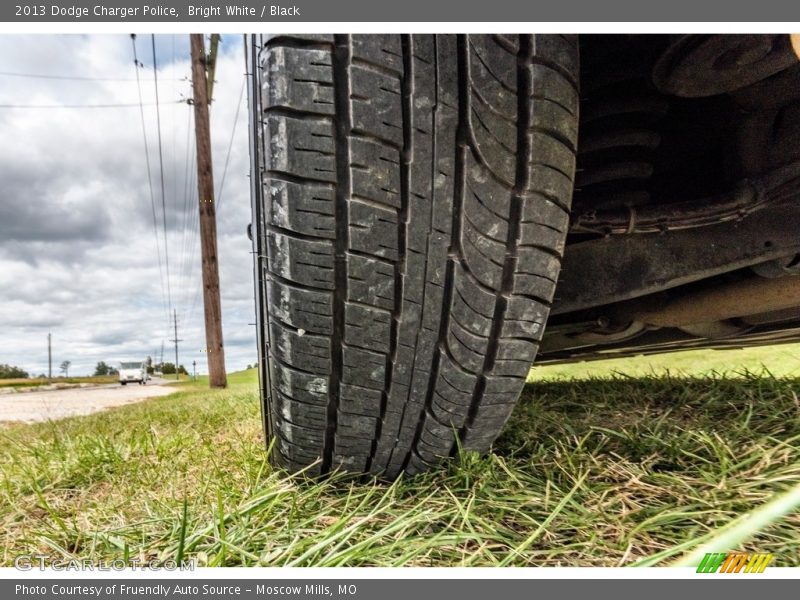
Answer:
[0,377,178,423]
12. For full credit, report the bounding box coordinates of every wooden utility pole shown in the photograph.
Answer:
[47,332,52,382]
[190,33,227,388]
[170,309,183,380]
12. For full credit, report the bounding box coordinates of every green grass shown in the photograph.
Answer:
[530,342,800,381]
[1,346,799,567]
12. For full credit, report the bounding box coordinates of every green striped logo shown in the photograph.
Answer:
[696,552,773,573]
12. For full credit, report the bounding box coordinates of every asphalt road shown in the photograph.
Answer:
[0,377,177,423]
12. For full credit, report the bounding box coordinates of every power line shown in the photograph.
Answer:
[182,103,201,325]
[181,158,200,324]
[0,69,186,82]
[182,125,199,320]
[0,101,181,109]
[176,118,196,322]
[182,154,201,325]
[177,107,194,317]
[171,35,180,243]
[131,34,169,325]
[152,33,173,316]
[215,75,246,213]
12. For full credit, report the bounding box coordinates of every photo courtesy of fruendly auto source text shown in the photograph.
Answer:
[0,1,799,598]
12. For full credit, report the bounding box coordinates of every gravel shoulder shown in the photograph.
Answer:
[0,378,178,423]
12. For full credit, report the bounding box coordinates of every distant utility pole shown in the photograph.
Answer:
[170,309,183,380]
[47,332,52,382]
[192,360,197,381]
[190,33,227,388]
[160,340,164,367]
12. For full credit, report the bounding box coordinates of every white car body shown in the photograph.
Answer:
[119,361,146,385]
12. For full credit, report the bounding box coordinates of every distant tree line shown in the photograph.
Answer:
[158,362,188,375]
[93,361,119,376]
[0,363,29,379]
[95,359,192,377]
[0,359,203,380]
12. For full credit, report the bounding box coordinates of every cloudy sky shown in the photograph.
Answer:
[0,34,256,377]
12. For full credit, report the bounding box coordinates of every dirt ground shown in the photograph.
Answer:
[0,377,176,423]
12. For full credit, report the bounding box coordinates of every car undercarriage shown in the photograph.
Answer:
[539,34,800,363]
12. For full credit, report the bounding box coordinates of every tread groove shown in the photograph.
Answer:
[382,35,441,473]
[403,34,470,471]
[323,34,352,474]
[456,35,532,453]
[367,35,413,474]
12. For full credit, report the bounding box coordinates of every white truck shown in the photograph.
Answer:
[119,361,147,385]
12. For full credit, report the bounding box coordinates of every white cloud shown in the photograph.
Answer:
[0,34,257,377]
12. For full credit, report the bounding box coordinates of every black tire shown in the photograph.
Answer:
[255,34,578,477]
[121,382,127,386]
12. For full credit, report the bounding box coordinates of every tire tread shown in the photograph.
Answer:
[257,34,578,477]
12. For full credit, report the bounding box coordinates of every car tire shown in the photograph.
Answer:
[254,34,578,477]
[121,382,127,386]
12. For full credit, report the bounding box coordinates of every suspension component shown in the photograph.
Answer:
[653,34,799,97]
[575,37,668,212]
[571,160,800,235]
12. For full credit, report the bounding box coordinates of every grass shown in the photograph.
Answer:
[0,347,799,567]
[0,375,119,389]
[530,342,800,380]
[158,373,190,383]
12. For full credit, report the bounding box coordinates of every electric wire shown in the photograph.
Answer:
[0,69,185,82]
[184,153,202,326]
[0,101,180,109]
[215,74,246,213]
[183,159,201,325]
[178,109,198,321]
[177,107,191,309]
[131,34,169,326]
[151,34,173,316]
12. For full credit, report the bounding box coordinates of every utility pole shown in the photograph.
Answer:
[190,33,227,388]
[170,309,183,380]
[47,332,52,382]
[192,360,197,381]
[160,341,164,368]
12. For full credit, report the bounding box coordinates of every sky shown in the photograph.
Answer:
[0,34,257,377]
